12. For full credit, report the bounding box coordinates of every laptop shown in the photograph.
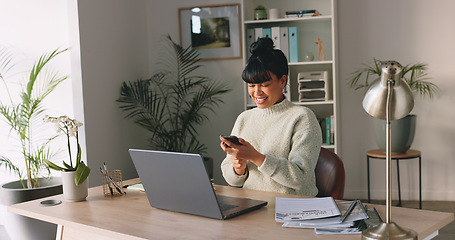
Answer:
[128,149,267,220]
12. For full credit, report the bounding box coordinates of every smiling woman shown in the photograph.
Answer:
[220,38,322,196]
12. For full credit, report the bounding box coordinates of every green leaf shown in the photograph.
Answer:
[116,34,230,154]
[74,162,90,186]
[62,161,74,171]
[43,159,65,171]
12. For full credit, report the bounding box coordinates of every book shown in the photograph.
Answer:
[330,115,334,145]
[126,183,145,192]
[326,116,331,145]
[285,10,317,15]
[285,13,316,18]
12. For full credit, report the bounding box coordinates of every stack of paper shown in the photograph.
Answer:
[275,197,381,235]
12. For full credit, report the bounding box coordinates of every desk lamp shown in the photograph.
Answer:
[361,61,417,240]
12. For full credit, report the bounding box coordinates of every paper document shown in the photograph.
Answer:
[314,207,382,235]
[126,183,144,191]
[275,197,340,222]
[281,200,368,228]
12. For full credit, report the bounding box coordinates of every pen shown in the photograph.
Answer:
[103,162,125,194]
[103,163,114,196]
[100,168,125,195]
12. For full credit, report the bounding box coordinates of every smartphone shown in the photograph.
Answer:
[220,135,242,145]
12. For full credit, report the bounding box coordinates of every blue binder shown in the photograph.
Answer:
[262,28,271,39]
[288,27,299,62]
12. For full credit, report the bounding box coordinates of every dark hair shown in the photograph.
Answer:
[242,37,288,84]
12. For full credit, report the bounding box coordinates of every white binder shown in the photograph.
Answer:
[271,27,280,49]
[280,27,289,62]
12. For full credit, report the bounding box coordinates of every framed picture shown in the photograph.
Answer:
[179,4,242,60]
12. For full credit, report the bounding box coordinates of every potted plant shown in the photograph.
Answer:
[0,46,68,240]
[254,5,267,20]
[349,58,440,153]
[117,35,230,177]
[44,115,90,202]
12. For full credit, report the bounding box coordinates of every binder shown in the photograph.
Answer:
[271,27,280,49]
[283,71,291,100]
[262,28,271,38]
[254,28,263,41]
[280,27,289,61]
[288,27,299,62]
[246,29,255,59]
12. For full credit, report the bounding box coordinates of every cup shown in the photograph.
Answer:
[269,8,280,20]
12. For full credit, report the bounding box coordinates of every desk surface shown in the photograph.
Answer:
[9,178,454,240]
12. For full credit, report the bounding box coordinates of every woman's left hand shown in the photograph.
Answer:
[220,137,265,167]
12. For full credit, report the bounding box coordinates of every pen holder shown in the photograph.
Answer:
[101,170,123,197]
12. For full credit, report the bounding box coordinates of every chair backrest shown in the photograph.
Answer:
[315,147,345,200]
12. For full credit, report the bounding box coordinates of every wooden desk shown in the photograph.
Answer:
[8,178,453,240]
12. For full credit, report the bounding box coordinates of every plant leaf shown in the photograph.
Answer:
[74,161,90,186]
[43,159,65,171]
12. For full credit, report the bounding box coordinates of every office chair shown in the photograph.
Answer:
[315,147,345,200]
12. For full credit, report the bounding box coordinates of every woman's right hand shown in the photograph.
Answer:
[220,137,265,174]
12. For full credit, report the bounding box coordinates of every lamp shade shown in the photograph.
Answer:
[362,61,414,120]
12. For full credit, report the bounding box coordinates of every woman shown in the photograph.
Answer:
[220,38,322,196]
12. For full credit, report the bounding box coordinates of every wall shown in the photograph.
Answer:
[76,0,150,187]
[338,0,455,200]
[0,0,73,225]
[147,0,244,185]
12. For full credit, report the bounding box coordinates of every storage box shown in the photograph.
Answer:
[297,71,331,102]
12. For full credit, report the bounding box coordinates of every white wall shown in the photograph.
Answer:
[75,0,150,187]
[338,0,455,200]
[147,0,244,185]
[0,0,73,225]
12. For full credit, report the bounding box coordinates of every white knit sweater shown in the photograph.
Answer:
[221,99,322,196]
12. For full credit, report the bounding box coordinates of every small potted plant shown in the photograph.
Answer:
[254,5,267,20]
[349,58,440,153]
[44,115,91,202]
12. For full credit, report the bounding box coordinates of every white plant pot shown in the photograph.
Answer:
[61,171,88,202]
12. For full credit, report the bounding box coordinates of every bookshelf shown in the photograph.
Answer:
[241,0,339,153]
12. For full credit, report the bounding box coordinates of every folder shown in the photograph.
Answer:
[262,28,271,39]
[288,27,299,62]
[271,27,280,49]
[246,29,255,59]
[280,27,289,62]
[254,28,263,41]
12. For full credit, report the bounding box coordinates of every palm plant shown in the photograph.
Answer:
[0,46,68,188]
[117,35,230,154]
[349,58,440,99]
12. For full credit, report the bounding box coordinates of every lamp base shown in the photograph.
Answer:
[362,222,417,240]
